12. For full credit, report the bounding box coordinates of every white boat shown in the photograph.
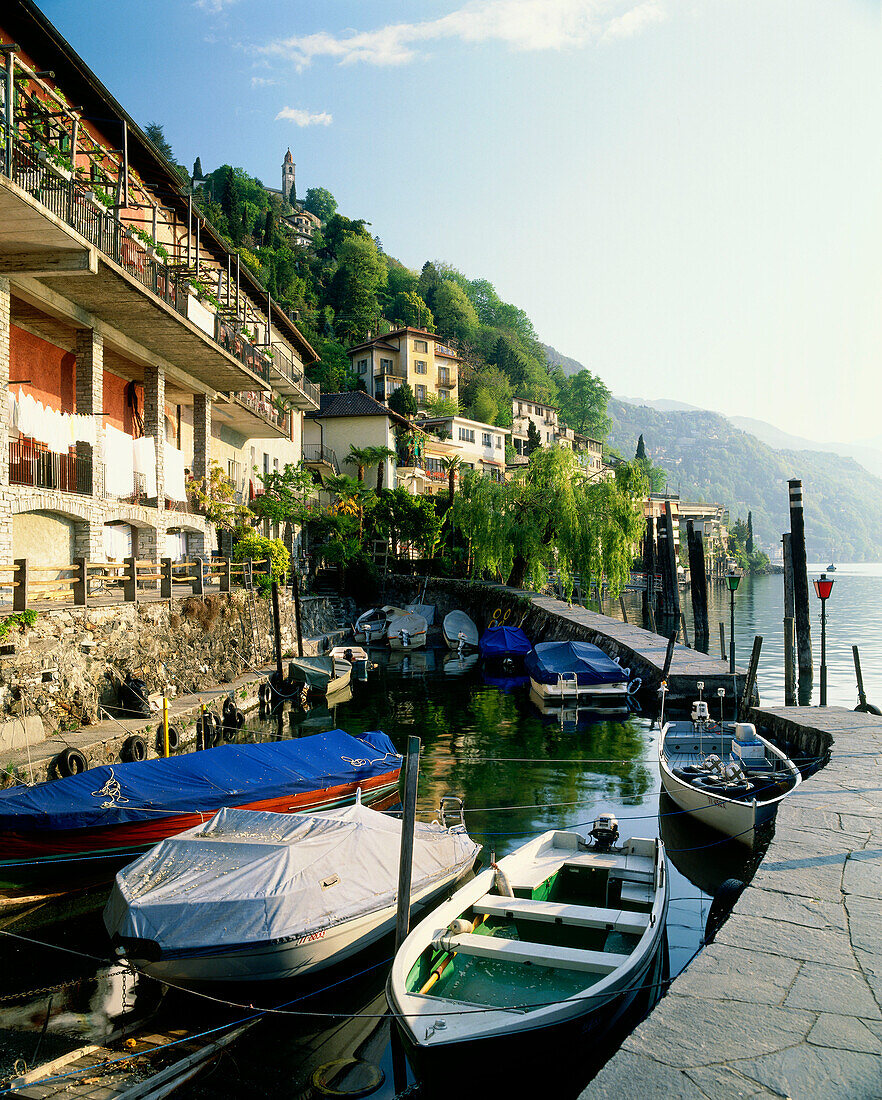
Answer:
[659,701,801,845]
[406,603,436,626]
[442,610,479,651]
[388,816,668,1051]
[354,606,406,644]
[329,645,370,680]
[288,655,352,698]
[525,641,630,704]
[387,612,428,650]
[105,798,480,984]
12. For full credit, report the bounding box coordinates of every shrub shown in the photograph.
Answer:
[233,534,290,593]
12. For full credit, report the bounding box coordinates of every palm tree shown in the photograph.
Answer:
[370,446,398,491]
[346,445,373,482]
[441,455,461,505]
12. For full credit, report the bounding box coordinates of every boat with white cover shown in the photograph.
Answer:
[442,611,479,651]
[659,698,801,845]
[387,612,428,650]
[354,606,405,645]
[388,816,667,1050]
[105,798,480,983]
[329,645,370,680]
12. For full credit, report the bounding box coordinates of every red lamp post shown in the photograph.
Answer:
[812,572,835,706]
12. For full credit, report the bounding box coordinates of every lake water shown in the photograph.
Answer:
[1,567,875,1097]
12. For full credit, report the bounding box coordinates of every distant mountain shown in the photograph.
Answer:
[542,343,589,377]
[616,396,706,414]
[730,416,882,481]
[607,399,882,561]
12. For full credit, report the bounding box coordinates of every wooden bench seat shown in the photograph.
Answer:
[474,895,650,936]
[439,932,630,974]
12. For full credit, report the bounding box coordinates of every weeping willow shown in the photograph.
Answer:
[450,448,647,598]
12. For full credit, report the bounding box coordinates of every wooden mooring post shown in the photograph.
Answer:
[784,617,796,706]
[788,480,813,680]
[739,635,763,719]
[395,735,421,950]
[270,580,284,681]
[719,622,726,661]
[686,521,709,648]
[291,566,304,658]
[642,519,656,628]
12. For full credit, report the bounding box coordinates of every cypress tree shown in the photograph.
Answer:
[636,434,646,460]
[288,183,297,207]
[746,511,754,555]
[193,156,203,180]
[527,419,542,455]
[263,208,274,247]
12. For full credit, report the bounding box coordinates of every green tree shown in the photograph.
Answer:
[527,420,542,455]
[330,233,387,340]
[423,392,459,418]
[558,369,612,439]
[390,290,433,330]
[262,208,275,247]
[441,454,461,505]
[746,511,754,555]
[347,445,374,482]
[636,434,646,461]
[193,156,204,180]
[143,122,188,182]
[434,279,479,343]
[303,186,337,223]
[388,382,417,418]
[288,183,297,207]
[418,261,442,312]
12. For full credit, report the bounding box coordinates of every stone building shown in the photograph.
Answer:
[0,0,319,571]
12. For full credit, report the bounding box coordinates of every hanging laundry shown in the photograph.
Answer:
[104,425,136,498]
[163,441,188,503]
[132,436,157,498]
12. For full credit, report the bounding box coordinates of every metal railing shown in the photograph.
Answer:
[234,391,292,435]
[302,444,339,472]
[9,440,92,495]
[104,472,148,504]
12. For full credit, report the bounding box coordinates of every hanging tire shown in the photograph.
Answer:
[212,714,224,746]
[704,878,746,944]
[120,735,147,763]
[55,748,87,777]
[156,724,181,752]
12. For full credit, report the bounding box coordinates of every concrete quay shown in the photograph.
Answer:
[580,707,882,1100]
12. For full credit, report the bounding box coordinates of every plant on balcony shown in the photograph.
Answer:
[232,533,290,593]
[186,462,253,541]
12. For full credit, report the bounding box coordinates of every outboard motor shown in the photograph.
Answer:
[400,629,411,648]
[458,631,466,656]
[589,813,620,851]
[692,700,710,726]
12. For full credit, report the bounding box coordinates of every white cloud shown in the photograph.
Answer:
[257,0,667,70]
[195,0,237,12]
[275,106,334,127]
[251,76,278,87]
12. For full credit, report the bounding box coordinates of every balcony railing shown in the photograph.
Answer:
[302,444,339,472]
[9,440,92,495]
[234,391,292,435]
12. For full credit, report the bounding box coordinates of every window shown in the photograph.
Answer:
[546,432,552,443]
[415,385,427,403]
[438,367,450,385]
[495,436,502,449]
[414,339,428,353]
[357,358,368,375]
[375,387,385,401]
[415,360,427,374]
[379,358,394,373]
[263,453,270,475]
[481,432,492,448]
[458,427,475,443]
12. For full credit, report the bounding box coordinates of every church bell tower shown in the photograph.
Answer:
[282,149,295,204]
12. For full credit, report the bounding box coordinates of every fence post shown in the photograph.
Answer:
[13,559,28,613]
[72,556,87,607]
[219,558,231,594]
[192,557,204,596]
[123,557,138,603]
[160,557,172,600]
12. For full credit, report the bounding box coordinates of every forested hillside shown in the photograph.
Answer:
[608,400,882,560]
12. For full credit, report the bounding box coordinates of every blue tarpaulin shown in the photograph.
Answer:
[478,625,532,658]
[0,730,400,833]
[525,641,625,686]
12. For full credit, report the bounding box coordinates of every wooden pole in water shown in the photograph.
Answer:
[643,519,656,626]
[162,695,169,758]
[740,635,763,719]
[395,735,421,951]
[664,502,680,618]
[619,596,629,624]
[784,618,796,706]
[783,533,796,696]
[661,631,677,682]
[686,521,710,646]
[290,567,304,658]
[719,622,726,661]
[270,580,284,681]
[680,612,690,648]
[787,480,813,680]
[656,520,670,619]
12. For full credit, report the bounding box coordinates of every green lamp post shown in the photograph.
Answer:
[726,571,741,673]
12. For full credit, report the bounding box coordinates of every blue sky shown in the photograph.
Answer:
[41,0,880,443]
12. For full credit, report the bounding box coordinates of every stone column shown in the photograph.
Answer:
[0,277,11,563]
[192,392,211,481]
[74,329,105,499]
[74,519,104,561]
[143,365,166,508]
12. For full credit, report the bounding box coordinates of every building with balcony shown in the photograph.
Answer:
[510,398,606,477]
[417,416,508,483]
[348,328,460,411]
[304,392,409,490]
[0,0,320,567]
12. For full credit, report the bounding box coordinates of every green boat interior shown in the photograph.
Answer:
[405,842,658,1009]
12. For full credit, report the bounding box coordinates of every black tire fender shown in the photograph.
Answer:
[56,748,87,777]
[120,735,147,763]
[705,878,747,944]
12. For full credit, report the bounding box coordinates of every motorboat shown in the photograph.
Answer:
[406,603,436,626]
[388,816,667,1051]
[478,625,532,659]
[525,641,630,704]
[354,606,405,645]
[329,645,370,680]
[105,797,480,983]
[387,612,428,650]
[288,655,352,697]
[658,699,801,845]
[0,730,401,886]
[442,611,479,651]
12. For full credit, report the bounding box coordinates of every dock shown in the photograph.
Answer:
[385,576,747,701]
[580,707,882,1100]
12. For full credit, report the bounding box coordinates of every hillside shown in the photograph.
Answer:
[608,399,882,561]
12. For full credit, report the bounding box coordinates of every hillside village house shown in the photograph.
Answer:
[0,0,319,571]
[510,398,605,478]
[348,328,460,412]
[418,416,508,482]
[304,392,408,490]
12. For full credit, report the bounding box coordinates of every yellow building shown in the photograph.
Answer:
[348,328,459,412]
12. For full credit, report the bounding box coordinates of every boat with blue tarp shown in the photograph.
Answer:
[478,624,532,659]
[0,730,401,884]
[525,641,629,704]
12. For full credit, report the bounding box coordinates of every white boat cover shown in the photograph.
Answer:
[406,604,436,626]
[104,803,479,954]
[442,610,479,647]
[386,613,428,640]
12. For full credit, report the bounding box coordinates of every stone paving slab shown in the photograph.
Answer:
[580,707,882,1100]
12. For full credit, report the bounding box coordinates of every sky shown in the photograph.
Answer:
[40,0,881,444]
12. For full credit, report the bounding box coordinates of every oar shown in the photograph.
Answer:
[417,916,482,995]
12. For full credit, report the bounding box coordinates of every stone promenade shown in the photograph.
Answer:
[580,707,882,1099]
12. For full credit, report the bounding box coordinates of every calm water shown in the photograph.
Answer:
[3,567,875,1096]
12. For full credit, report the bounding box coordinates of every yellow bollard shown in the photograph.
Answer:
[163,696,170,758]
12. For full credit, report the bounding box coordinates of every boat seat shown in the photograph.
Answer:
[564,852,655,885]
[619,881,654,907]
[475,895,650,936]
[439,932,630,974]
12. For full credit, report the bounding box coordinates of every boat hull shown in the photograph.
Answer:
[136,866,474,984]
[529,678,629,703]
[0,770,401,885]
